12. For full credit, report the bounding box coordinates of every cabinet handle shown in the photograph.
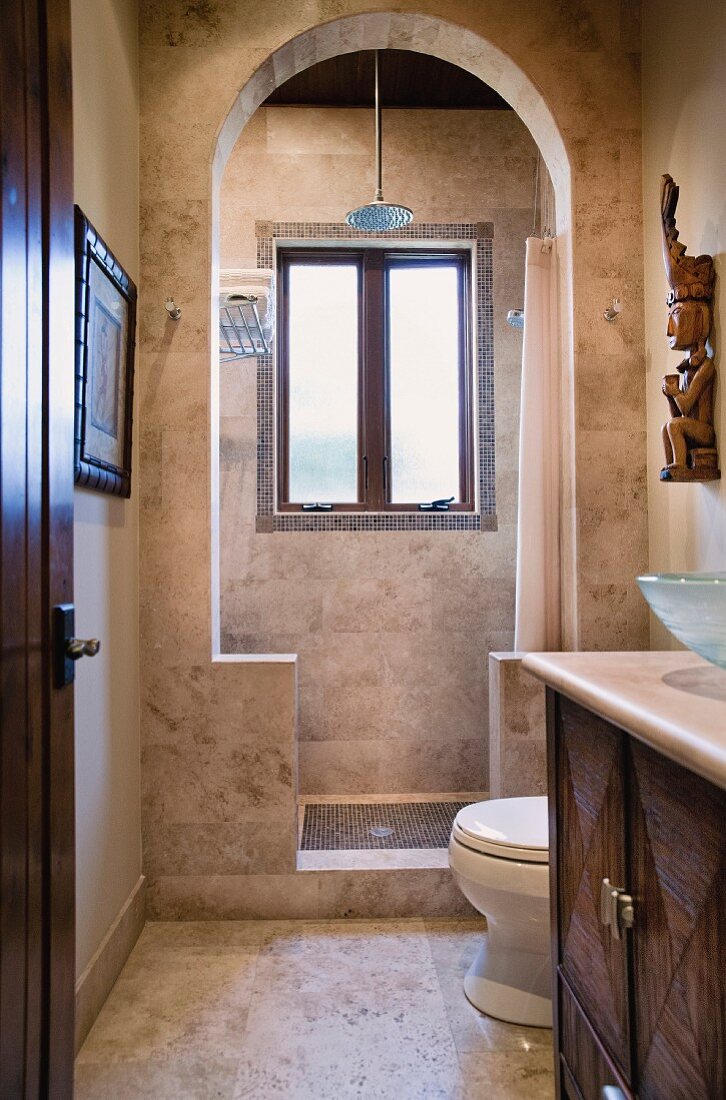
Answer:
[600,877,635,940]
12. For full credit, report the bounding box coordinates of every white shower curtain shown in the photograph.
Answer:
[514,237,561,652]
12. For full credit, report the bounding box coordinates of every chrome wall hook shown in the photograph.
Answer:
[603,297,622,322]
[165,297,182,321]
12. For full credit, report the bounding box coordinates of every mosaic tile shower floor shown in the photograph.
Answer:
[301,800,471,850]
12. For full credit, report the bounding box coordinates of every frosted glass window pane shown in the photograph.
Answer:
[287,264,359,502]
[388,265,462,503]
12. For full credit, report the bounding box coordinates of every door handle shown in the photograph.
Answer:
[53,603,100,687]
[66,637,101,660]
[601,877,635,941]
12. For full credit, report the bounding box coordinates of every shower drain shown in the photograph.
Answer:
[368,825,394,838]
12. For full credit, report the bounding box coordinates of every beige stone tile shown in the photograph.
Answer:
[316,869,475,920]
[321,683,432,743]
[265,106,372,155]
[140,198,210,285]
[76,929,261,1063]
[135,921,268,953]
[318,678,485,747]
[371,739,489,795]
[138,427,162,514]
[138,351,209,430]
[140,1,323,51]
[233,919,464,1097]
[457,1051,555,1098]
[224,579,324,633]
[139,583,211,671]
[145,873,320,920]
[139,46,273,202]
[208,659,297,746]
[501,741,548,797]
[578,504,650,585]
[576,352,647,433]
[298,740,384,795]
[424,920,553,1057]
[432,581,516,635]
[299,739,488,798]
[142,820,296,877]
[250,918,431,993]
[160,428,209,518]
[323,578,433,633]
[577,581,649,651]
[141,740,294,823]
[141,662,211,748]
[138,277,211,353]
[75,1057,240,1099]
[219,359,256,417]
[489,654,547,798]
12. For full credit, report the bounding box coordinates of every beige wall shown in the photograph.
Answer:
[642,0,726,647]
[138,2,648,918]
[71,0,141,977]
[219,105,537,794]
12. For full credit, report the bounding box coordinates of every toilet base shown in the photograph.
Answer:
[463,936,552,1028]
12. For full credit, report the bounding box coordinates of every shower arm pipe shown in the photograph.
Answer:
[374,50,383,202]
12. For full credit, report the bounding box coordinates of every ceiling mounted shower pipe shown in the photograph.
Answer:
[345,51,414,231]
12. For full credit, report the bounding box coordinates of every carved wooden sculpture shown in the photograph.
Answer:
[659,174,720,481]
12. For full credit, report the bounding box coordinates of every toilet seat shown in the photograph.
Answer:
[453,796,548,863]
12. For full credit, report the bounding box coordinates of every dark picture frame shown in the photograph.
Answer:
[74,205,137,497]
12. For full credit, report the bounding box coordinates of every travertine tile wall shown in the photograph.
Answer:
[218,106,536,795]
[138,2,649,917]
[488,653,547,798]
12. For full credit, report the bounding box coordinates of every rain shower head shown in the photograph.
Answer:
[346,198,413,232]
[345,52,413,232]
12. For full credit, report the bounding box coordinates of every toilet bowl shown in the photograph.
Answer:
[448,795,552,1028]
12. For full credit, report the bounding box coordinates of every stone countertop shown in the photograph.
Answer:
[522,651,726,791]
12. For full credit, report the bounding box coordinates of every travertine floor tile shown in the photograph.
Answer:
[457,1051,555,1098]
[233,918,462,1096]
[424,920,553,1055]
[76,919,555,1099]
[77,923,263,1063]
[75,1056,239,1099]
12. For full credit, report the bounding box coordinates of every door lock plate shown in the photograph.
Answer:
[53,604,76,687]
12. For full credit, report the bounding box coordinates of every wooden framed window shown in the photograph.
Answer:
[276,246,474,513]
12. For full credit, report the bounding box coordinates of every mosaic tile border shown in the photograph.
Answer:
[255,222,495,533]
[300,800,471,851]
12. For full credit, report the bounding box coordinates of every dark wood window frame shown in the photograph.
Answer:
[276,245,475,513]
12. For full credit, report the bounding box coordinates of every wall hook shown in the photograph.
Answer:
[603,298,622,322]
[165,297,182,321]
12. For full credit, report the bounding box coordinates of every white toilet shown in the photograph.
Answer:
[448,795,552,1028]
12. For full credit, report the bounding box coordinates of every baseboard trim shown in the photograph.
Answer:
[75,874,146,1054]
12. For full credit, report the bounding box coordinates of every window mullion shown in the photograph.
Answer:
[363,250,386,511]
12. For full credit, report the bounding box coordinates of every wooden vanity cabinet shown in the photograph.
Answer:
[547,691,725,1100]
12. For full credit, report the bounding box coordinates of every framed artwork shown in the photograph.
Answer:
[74,206,137,497]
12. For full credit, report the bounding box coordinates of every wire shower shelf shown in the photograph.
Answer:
[219,294,271,361]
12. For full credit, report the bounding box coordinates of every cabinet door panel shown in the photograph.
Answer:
[629,739,725,1100]
[560,978,632,1100]
[556,697,630,1074]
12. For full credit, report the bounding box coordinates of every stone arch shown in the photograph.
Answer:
[210,11,576,647]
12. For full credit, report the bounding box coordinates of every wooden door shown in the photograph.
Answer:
[628,739,725,1099]
[0,0,75,1095]
[553,697,631,1077]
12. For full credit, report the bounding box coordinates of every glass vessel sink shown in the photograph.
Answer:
[637,573,726,669]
